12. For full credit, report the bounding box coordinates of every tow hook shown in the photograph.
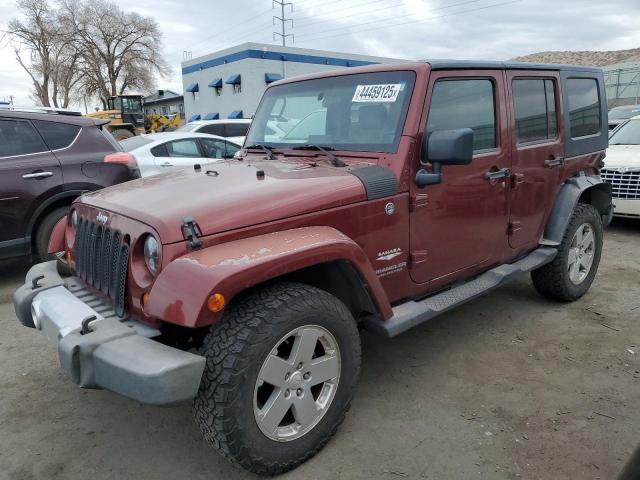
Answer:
[31,275,45,290]
[81,315,97,335]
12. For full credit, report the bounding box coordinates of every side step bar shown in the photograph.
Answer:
[363,247,557,338]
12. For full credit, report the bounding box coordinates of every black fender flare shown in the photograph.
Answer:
[543,173,612,245]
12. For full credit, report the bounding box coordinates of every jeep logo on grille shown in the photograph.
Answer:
[96,212,108,224]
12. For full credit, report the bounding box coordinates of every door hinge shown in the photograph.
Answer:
[508,221,522,236]
[510,172,524,189]
[408,251,428,268]
[409,194,429,212]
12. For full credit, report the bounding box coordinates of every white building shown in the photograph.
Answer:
[180,42,406,122]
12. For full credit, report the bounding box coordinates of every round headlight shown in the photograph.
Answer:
[71,210,78,228]
[143,236,160,275]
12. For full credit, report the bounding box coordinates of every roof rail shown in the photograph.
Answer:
[0,104,83,116]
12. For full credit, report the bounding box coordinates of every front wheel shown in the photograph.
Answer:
[532,203,603,301]
[193,282,361,476]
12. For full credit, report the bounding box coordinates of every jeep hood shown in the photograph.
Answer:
[80,159,369,243]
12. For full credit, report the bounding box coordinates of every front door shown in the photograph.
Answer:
[0,117,62,255]
[506,71,564,250]
[151,138,208,175]
[409,71,511,287]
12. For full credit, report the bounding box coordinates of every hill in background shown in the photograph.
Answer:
[513,48,640,67]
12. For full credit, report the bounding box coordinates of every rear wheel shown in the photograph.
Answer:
[193,282,361,475]
[532,203,603,301]
[111,128,133,141]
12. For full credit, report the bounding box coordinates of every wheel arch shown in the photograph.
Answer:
[27,190,84,253]
[542,173,612,245]
[145,226,392,329]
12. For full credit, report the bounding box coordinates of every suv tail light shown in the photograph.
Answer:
[104,152,137,167]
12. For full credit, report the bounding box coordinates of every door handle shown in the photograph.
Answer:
[544,157,564,168]
[159,162,173,167]
[22,171,53,179]
[484,168,511,181]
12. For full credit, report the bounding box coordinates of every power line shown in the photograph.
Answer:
[296,0,522,43]
[272,0,294,46]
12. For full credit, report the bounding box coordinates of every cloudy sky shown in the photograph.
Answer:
[1,0,639,108]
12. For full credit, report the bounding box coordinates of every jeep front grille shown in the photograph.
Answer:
[74,217,129,317]
[601,168,640,200]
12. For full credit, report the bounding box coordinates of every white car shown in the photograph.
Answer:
[120,132,241,177]
[176,118,251,144]
[603,115,640,218]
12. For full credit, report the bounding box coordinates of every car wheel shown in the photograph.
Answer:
[532,203,603,301]
[193,282,361,475]
[34,206,68,263]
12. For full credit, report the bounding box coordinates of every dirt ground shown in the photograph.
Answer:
[0,218,638,480]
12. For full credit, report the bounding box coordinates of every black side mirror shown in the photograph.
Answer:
[416,128,474,187]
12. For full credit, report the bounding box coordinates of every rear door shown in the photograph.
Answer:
[0,118,62,254]
[506,71,564,249]
[151,138,208,172]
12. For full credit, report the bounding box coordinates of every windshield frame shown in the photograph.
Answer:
[245,70,417,154]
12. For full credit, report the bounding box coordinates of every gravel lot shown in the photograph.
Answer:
[1,218,638,480]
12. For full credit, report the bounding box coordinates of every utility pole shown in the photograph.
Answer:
[273,0,293,46]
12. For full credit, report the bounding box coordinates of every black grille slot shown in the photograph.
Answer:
[74,217,128,318]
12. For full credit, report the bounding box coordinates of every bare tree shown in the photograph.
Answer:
[6,0,59,106]
[61,0,168,106]
[6,0,84,108]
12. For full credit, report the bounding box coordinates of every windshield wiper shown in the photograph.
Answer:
[245,143,276,160]
[291,144,347,167]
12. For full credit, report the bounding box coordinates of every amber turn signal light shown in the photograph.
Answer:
[66,251,72,265]
[141,292,150,309]
[207,293,225,312]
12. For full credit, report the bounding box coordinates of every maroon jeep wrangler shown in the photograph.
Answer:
[14,61,612,475]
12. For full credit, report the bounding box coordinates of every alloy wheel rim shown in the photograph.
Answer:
[253,325,341,442]
[568,222,596,285]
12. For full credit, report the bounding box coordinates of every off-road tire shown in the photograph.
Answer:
[193,282,361,476]
[111,128,133,141]
[531,203,603,301]
[34,206,68,262]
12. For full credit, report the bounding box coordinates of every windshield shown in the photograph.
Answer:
[246,71,416,153]
[176,123,199,132]
[609,106,640,120]
[108,97,142,113]
[609,118,640,145]
[120,136,154,151]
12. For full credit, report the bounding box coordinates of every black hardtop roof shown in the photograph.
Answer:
[423,59,603,73]
[0,109,108,126]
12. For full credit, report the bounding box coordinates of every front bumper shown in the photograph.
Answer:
[613,198,640,218]
[13,261,206,405]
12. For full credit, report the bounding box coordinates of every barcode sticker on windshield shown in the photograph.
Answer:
[352,84,401,103]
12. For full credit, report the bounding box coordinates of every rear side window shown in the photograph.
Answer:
[427,79,496,152]
[199,124,225,136]
[0,119,48,157]
[225,122,250,137]
[33,120,80,150]
[567,78,601,138]
[512,78,558,143]
[152,139,201,157]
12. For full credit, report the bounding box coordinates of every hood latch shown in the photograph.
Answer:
[182,216,203,250]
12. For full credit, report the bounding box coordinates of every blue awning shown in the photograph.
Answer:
[228,110,243,119]
[203,112,219,120]
[185,83,199,93]
[225,74,241,85]
[188,114,201,122]
[265,73,283,83]
[208,78,223,88]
